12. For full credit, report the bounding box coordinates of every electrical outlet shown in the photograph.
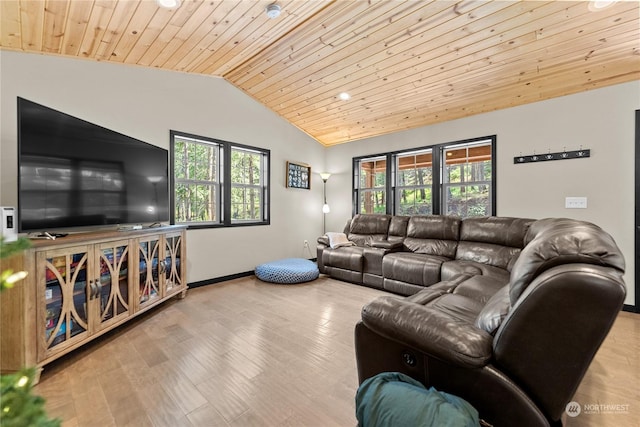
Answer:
[304,240,309,247]
[565,197,587,209]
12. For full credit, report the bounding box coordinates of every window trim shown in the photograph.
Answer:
[352,135,496,217]
[170,130,270,229]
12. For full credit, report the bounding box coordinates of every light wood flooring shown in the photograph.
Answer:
[34,276,639,427]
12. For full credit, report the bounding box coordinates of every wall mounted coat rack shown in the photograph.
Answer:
[514,148,590,164]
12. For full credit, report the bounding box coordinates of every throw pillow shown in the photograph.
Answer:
[356,372,480,427]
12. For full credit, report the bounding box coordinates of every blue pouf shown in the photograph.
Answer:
[255,258,319,284]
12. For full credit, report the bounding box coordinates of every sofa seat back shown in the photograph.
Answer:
[348,214,391,247]
[455,217,533,270]
[388,215,409,244]
[508,218,625,303]
[402,215,460,258]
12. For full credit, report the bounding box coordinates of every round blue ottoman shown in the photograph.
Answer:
[255,258,319,284]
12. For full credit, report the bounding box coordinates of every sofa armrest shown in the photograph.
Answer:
[361,296,493,369]
[369,240,403,250]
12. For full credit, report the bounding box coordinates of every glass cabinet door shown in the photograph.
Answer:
[164,234,183,294]
[40,248,91,354]
[95,241,131,329]
[138,237,161,308]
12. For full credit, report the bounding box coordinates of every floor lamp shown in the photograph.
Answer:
[320,173,331,234]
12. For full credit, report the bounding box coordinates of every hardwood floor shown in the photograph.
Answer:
[34,276,639,427]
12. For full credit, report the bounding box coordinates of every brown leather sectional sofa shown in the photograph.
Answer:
[317,214,627,426]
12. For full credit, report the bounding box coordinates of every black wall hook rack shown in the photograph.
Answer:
[514,148,590,164]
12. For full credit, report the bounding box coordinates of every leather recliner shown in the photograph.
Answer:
[354,218,626,426]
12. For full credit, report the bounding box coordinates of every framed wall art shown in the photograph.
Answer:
[286,161,311,189]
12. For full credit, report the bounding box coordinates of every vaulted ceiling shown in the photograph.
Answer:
[1,0,639,146]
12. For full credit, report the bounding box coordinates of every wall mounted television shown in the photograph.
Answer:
[18,97,169,232]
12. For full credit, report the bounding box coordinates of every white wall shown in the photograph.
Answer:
[0,51,325,282]
[2,51,638,306]
[325,81,640,306]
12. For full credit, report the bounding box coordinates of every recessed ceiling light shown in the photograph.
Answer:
[589,0,616,11]
[156,0,181,9]
[339,92,351,101]
[266,3,281,19]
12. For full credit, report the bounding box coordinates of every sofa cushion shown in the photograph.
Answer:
[383,252,448,286]
[404,237,459,259]
[509,218,625,304]
[363,247,388,276]
[383,279,428,296]
[403,215,460,258]
[455,242,521,270]
[474,285,511,335]
[460,217,533,248]
[322,246,364,272]
[388,215,410,244]
[441,260,510,283]
[451,275,508,304]
[427,294,485,324]
[355,372,480,427]
[408,215,461,240]
[348,214,391,247]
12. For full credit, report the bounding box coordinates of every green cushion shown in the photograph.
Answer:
[356,372,480,427]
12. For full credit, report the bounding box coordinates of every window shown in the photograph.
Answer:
[353,136,495,218]
[442,142,492,217]
[395,150,433,215]
[354,156,387,214]
[230,147,267,222]
[173,135,220,224]
[171,131,269,228]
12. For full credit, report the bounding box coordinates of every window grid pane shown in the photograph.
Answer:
[174,183,218,223]
[174,138,218,183]
[359,189,386,214]
[395,150,433,215]
[231,187,262,221]
[174,137,220,225]
[359,158,386,189]
[231,149,261,185]
[443,142,492,217]
[443,183,491,217]
[230,148,264,222]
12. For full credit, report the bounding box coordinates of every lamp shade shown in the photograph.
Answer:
[319,172,332,181]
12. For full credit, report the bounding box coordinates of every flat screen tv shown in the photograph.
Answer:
[18,97,169,232]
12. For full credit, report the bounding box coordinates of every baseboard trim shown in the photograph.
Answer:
[623,304,639,313]
[188,271,254,289]
[188,258,318,289]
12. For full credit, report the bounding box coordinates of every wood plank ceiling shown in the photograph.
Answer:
[1,0,639,146]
